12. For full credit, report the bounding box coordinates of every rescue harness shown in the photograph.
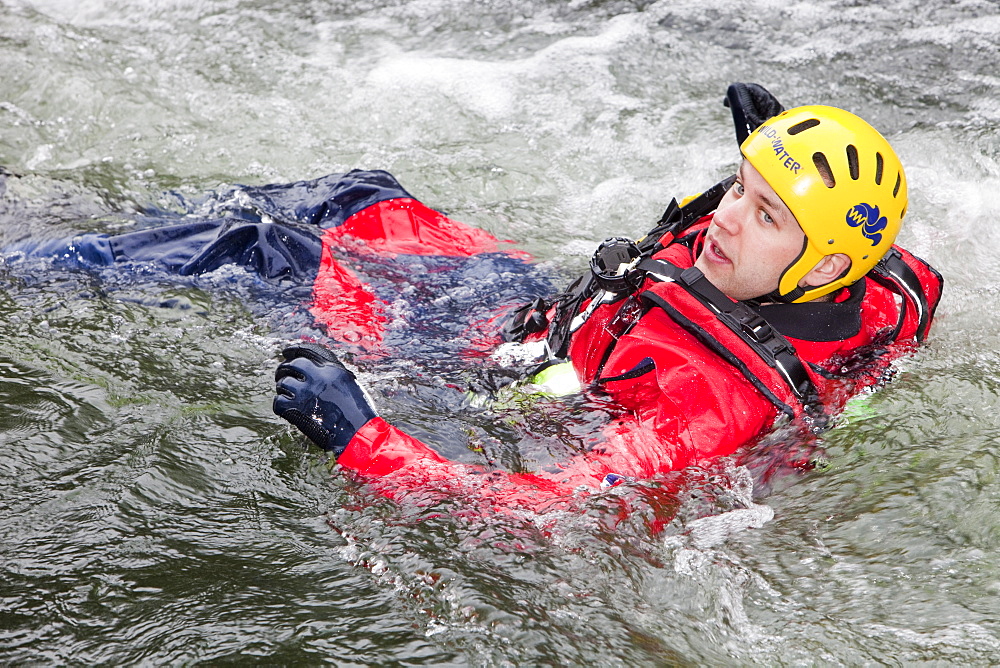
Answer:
[503,179,939,417]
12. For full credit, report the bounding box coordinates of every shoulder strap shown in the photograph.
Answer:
[868,247,935,343]
[638,258,818,403]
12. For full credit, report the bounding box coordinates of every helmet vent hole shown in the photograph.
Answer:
[893,173,902,197]
[813,152,836,188]
[846,145,860,180]
[788,119,820,135]
[875,152,884,185]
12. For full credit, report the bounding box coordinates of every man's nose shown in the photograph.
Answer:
[713,199,744,234]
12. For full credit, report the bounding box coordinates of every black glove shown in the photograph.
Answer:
[273,343,377,456]
[724,83,785,145]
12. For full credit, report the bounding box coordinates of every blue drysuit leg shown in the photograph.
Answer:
[108,220,323,282]
[5,170,413,284]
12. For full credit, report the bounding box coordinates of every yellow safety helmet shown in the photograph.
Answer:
[741,105,907,303]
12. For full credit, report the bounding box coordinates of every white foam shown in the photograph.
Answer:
[365,14,645,122]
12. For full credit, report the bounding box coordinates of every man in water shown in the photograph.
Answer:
[8,84,942,511]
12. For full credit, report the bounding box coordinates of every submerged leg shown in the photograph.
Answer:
[109,220,322,282]
[6,220,323,284]
[2,169,415,281]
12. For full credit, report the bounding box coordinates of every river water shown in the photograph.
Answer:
[1,0,998,665]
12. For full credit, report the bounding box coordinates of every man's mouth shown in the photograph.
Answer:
[705,237,731,264]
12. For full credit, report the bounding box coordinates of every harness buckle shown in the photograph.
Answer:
[735,311,772,342]
[731,305,799,363]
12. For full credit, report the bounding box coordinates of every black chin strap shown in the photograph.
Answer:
[763,235,812,303]
[765,285,806,304]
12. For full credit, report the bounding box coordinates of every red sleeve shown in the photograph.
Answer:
[333,377,774,513]
[336,418,586,514]
[334,302,779,511]
[542,377,774,487]
[331,413,718,516]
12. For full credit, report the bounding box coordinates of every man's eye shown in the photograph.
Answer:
[734,183,744,195]
[762,211,775,224]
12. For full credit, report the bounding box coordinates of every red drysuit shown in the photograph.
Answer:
[304,193,943,512]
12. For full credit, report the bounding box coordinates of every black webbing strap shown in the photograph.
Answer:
[544,274,596,359]
[637,257,817,401]
[870,247,931,343]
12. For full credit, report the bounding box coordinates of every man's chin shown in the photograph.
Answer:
[696,266,754,301]
[695,262,725,289]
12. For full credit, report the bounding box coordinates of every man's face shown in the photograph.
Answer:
[694,161,806,301]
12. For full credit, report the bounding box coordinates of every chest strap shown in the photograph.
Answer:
[637,257,817,402]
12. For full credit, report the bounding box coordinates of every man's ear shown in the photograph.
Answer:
[800,253,851,288]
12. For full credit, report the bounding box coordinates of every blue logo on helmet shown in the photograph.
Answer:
[845,203,887,246]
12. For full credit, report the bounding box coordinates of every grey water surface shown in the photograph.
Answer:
[1,0,999,665]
